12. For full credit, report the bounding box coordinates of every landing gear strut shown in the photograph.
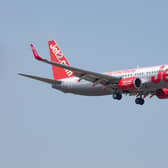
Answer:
[135,97,145,105]
[113,93,122,100]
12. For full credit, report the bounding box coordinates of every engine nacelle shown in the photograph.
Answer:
[118,77,142,91]
[156,88,168,99]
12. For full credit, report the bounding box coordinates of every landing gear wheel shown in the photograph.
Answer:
[113,93,122,100]
[135,98,145,105]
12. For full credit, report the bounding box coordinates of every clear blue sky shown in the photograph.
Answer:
[1,0,168,167]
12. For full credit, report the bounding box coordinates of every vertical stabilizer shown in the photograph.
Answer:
[48,40,74,80]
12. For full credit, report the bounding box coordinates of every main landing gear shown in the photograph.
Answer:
[112,92,145,105]
[135,97,145,105]
[112,93,122,100]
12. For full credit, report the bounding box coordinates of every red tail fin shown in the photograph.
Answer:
[48,40,74,80]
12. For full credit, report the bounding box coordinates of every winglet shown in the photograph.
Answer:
[30,44,43,61]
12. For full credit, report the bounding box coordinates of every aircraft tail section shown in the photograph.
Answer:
[48,40,74,80]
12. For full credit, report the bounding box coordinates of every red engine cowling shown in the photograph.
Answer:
[118,77,142,91]
[156,88,168,99]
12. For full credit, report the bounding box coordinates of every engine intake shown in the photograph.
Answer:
[118,77,142,91]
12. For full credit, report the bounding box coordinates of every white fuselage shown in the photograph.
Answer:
[52,65,168,96]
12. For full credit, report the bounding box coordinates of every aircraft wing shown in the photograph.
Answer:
[30,44,121,86]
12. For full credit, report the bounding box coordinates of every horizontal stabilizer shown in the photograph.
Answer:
[18,73,61,84]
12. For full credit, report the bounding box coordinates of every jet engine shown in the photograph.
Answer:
[156,88,168,99]
[118,77,142,91]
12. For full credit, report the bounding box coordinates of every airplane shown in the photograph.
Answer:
[19,40,168,105]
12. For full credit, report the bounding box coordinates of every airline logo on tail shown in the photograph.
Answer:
[50,44,64,60]
[48,40,73,80]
